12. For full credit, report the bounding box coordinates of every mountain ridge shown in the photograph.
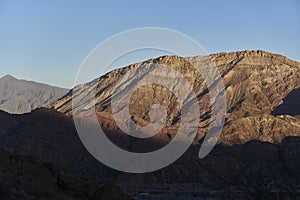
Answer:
[0,74,68,114]
[50,50,300,145]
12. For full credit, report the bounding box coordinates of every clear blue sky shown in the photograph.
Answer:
[0,0,299,88]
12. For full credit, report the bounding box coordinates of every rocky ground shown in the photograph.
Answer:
[0,148,134,200]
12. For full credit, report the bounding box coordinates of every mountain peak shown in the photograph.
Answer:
[1,74,16,80]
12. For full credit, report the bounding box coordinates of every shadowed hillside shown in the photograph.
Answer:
[271,88,300,116]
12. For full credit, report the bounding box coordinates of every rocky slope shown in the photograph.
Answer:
[51,50,300,145]
[0,147,134,200]
[0,109,299,199]
[0,108,116,182]
[0,75,68,114]
[122,137,300,199]
[221,114,300,145]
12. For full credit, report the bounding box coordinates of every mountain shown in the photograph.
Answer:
[51,50,300,145]
[0,75,68,114]
[1,50,300,198]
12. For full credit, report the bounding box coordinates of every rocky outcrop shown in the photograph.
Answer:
[0,75,68,114]
[221,114,300,145]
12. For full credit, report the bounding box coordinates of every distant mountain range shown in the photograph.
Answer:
[0,75,68,114]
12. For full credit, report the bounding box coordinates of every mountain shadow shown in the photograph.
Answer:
[271,88,300,116]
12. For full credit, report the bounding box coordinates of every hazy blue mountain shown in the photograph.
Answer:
[0,75,68,114]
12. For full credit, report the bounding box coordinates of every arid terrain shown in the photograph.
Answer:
[0,50,300,199]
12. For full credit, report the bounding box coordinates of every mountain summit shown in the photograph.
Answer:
[0,75,68,114]
[1,74,16,80]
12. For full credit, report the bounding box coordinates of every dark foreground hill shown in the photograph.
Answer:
[0,147,134,200]
[0,108,299,199]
